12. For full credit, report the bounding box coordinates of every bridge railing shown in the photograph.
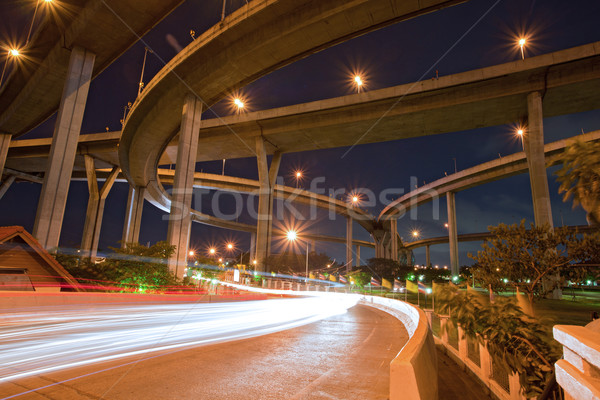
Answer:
[553,324,600,399]
[426,311,526,400]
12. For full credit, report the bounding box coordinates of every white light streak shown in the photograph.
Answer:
[0,295,358,383]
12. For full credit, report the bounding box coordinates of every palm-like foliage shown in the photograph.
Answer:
[555,140,600,225]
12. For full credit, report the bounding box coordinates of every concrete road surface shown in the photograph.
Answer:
[1,304,407,400]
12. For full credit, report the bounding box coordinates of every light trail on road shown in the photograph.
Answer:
[0,296,358,383]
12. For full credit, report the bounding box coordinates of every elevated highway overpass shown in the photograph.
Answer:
[0,0,185,137]
[118,38,600,274]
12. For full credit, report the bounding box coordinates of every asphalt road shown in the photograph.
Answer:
[1,303,407,400]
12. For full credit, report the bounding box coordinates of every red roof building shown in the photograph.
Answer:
[0,226,82,292]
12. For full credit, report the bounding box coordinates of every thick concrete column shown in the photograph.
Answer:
[355,245,360,268]
[81,156,119,261]
[425,245,431,268]
[254,139,281,270]
[390,219,398,262]
[524,91,553,228]
[0,174,15,200]
[167,94,202,278]
[33,46,95,249]
[255,138,270,270]
[447,191,459,276]
[346,217,353,273]
[0,133,11,183]
[385,244,391,260]
[122,185,145,245]
[249,232,256,263]
[266,151,282,256]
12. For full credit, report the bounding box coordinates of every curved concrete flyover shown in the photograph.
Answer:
[379,129,600,220]
[118,0,467,188]
[4,135,376,246]
[121,37,600,187]
[0,0,185,137]
[4,133,375,228]
[403,225,598,251]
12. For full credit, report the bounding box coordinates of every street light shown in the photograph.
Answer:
[515,126,525,150]
[412,230,420,239]
[189,250,195,257]
[0,49,21,89]
[233,98,244,110]
[226,243,234,250]
[354,75,363,92]
[286,230,309,283]
[294,170,303,188]
[209,248,216,255]
[518,37,526,60]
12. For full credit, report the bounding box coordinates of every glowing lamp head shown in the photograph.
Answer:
[354,75,363,86]
[444,223,449,228]
[352,196,358,203]
[218,258,223,263]
[209,248,216,254]
[287,230,297,241]
[188,250,194,256]
[227,243,233,250]
[253,260,257,265]
[517,129,524,136]
[518,38,526,46]
[233,98,244,109]
[9,49,20,57]
[295,171,302,178]
[412,230,419,237]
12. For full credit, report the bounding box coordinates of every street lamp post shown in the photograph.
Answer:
[305,241,309,284]
[287,230,309,283]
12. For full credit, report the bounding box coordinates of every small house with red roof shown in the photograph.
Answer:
[0,226,82,292]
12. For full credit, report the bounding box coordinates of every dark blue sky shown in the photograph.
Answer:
[1,0,599,266]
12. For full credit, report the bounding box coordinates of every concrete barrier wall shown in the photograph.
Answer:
[360,296,438,400]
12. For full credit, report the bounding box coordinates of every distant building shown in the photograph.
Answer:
[0,226,82,292]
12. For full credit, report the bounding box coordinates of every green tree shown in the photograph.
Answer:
[436,285,559,398]
[469,221,583,304]
[555,140,600,225]
[56,242,181,292]
[265,251,336,274]
[348,271,371,287]
[365,258,408,282]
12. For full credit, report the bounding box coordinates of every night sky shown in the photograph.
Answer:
[1,0,599,267]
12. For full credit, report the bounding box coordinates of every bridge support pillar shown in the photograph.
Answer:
[254,138,280,271]
[33,46,95,249]
[0,175,15,200]
[81,156,119,261]
[167,94,202,278]
[390,219,398,262]
[0,133,10,183]
[346,217,353,273]
[524,91,553,228]
[425,245,431,268]
[355,245,361,268]
[266,151,282,257]
[447,191,459,277]
[122,185,145,245]
[249,232,256,264]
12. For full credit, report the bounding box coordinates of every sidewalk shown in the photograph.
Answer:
[437,345,493,399]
